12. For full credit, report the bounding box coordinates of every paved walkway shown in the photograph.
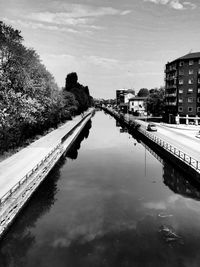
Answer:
[0,113,87,200]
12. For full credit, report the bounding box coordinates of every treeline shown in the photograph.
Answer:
[137,87,165,116]
[0,21,92,153]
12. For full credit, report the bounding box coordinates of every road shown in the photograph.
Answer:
[126,114,200,161]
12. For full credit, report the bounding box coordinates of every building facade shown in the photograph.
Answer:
[116,89,135,105]
[129,97,147,115]
[165,52,200,123]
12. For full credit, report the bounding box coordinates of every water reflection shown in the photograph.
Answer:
[0,158,64,266]
[163,162,200,201]
[0,120,92,266]
[2,112,200,267]
[116,118,200,202]
[65,120,92,160]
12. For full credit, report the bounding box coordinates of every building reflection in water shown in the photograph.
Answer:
[0,120,92,266]
[116,118,200,201]
[163,162,200,201]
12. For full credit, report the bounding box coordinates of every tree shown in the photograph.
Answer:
[137,88,149,97]
[64,72,92,113]
[0,21,78,152]
[147,86,165,116]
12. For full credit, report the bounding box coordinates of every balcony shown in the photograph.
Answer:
[165,93,177,97]
[166,85,177,90]
[165,67,177,73]
[165,101,177,106]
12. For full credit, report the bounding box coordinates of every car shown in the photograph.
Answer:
[196,130,200,138]
[147,123,157,132]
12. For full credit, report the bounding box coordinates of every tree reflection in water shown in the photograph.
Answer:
[0,120,92,267]
[65,120,92,160]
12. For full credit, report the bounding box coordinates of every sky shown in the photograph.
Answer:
[1,0,200,98]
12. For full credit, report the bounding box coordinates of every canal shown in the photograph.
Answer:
[1,110,200,267]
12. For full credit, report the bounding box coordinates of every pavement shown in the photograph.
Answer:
[122,113,200,161]
[0,113,88,200]
[160,123,200,131]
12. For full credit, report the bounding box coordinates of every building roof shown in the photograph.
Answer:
[119,103,128,106]
[129,97,147,101]
[178,52,200,60]
[168,52,200,64]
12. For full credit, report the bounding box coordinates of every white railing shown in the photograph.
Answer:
[0,143,62,205]
[138,127,200,172]
[104,107,200,173]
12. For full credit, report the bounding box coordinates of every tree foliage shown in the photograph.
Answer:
[0,21,89,153]
[147,87,165,116]
[64,72,92,113]
[137,88,149,97]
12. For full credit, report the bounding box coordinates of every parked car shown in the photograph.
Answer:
[196,130,200,138]
[147,123,157,132]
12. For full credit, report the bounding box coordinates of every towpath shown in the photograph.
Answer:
[0,113,86,200]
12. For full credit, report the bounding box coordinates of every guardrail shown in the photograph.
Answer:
[138,127,200,173]
[0,109,94,207]
[104,107,200,174]
[0,143,62,206]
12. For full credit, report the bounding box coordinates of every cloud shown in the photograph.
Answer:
[144,0,196,10]
[25,4,131,27]
[3,18,84,34]
[50,3,131,17]
[87,55,119,69]
[144,201,167,210]
[28,12,90,26]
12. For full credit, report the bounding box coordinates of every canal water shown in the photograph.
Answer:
[1,111,200,267]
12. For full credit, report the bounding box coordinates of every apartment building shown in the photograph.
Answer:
[165,52,200,123]
[129,97,147,115]
[116,89,135,105]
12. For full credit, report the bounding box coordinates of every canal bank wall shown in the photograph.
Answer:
[0,109,94,239]
[103,107,200,182]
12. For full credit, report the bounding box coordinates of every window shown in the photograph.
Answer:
[198,88,200,94]
[179,98,183,103]
[179,89,183,93]
[188,79,193,84]
[179,79,184,85]
[198,69,200,74]
[188,97,193,103]
[188,107,193,112]
[189,69,194,74]
[198,97,200,103]
[178,107,183,112]
[188,88,193,93]
[179,70,184,75]
[197,107,200,112]
[179,61,184,66]
[189,60,194,65]
[198,78,200,84]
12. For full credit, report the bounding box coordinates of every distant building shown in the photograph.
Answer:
[116,89,135,105]
[165,52,200,124]
[129,97,147,115]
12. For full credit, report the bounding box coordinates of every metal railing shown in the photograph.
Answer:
[105,107,200,173]
[139,127,200,172]
[0,109,94,207]
[0,143,63,206]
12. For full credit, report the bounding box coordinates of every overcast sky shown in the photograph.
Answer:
[1,0,200,98]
